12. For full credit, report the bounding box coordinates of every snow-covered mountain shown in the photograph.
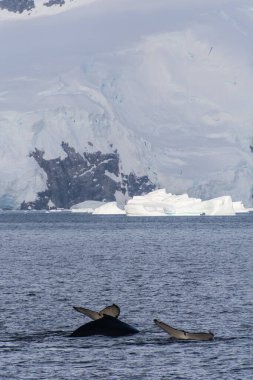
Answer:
[1,0,253,209]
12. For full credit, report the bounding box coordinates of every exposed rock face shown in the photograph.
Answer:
[0,0,35,13]
[0,0,65,13]
[44,0,65,7]
[21,142,156,209]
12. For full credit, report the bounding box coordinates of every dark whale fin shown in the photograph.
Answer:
[154,319,214,341]
[70,315,139,337]
[73,304,120,320]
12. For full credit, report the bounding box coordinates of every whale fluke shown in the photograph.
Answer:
[70,315,139,337]
[154,319,214,341]
[73,304,120,320]
[99,304,120,318]
[73,307,101,320]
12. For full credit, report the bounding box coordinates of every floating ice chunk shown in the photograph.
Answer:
[164,199,203,216]
[125,202,167,217]
[232,201,251,213]
[71,200,105,213]
[126,189,169,216]
[93,202,126,215]
[125,189,249,216]
[200,196,235,216]
[126,189,202,216]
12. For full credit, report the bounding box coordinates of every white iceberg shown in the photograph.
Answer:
[71,200,105,213]
[92,202,126,215]
[125,189,202,216]
[70,189,251,216]
[125,189,250,216]
[232,201,251,214]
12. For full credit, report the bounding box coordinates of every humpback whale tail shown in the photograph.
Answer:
[73,303,120,320]
[154,319,214,341]
[71,314,139,337]
[71,303,139,337]
[99,304,120,318]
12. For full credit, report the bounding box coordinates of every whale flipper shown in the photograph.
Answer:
[154,319,214,341]
[73,304,120,320]
[71,315,139,337]
[99,304,120,318]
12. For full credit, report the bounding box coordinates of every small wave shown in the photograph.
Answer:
[7,330,68,342]
[214,336,250,342]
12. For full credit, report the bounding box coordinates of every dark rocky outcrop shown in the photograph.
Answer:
[0,0,35,13]
[124,172,155,197]
[44,0,65,7]
[0,0,65,13]
[21,142,156,210]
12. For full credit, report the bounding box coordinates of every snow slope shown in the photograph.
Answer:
[1,0,253,208]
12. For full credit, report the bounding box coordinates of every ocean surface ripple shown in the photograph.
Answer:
[0,212,252,379]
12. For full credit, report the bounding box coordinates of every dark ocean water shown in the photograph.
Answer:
[0,212,252,380]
